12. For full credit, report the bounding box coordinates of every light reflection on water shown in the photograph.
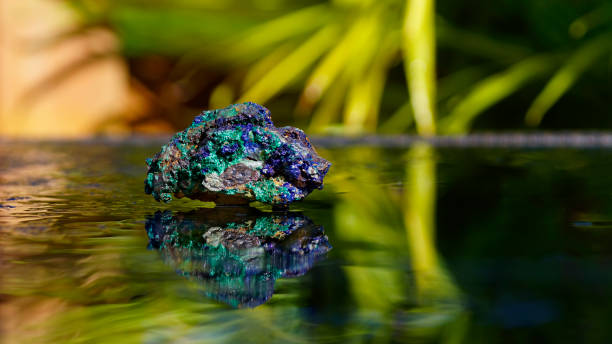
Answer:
[2,141,612,343]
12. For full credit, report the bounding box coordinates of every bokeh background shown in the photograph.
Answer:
[1,0,611,138]
[4,2,612,342]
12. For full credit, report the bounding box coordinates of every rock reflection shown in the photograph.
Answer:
[145,208,331,308]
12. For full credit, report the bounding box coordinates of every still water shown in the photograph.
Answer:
[1,140,612,343]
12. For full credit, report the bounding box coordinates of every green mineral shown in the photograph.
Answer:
[144,102,331,206]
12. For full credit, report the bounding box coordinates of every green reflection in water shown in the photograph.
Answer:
[403,143,467,343]
[11,142,601,342]
[321,144,467,342]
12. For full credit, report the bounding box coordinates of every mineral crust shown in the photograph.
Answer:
[145,102,330,206]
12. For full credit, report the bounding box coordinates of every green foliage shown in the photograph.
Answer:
[64,0,612,134]
[403,0,437,135]
[525,34,612,127]
[440,55,557,134]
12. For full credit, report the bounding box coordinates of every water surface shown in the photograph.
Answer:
[2,140,612,343]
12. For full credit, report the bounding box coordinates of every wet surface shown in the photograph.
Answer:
[2,141,612,343]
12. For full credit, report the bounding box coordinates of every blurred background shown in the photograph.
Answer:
[1,0,611,138]
[4,2,612,342]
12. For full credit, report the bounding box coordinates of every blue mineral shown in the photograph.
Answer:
[145,102,331,206]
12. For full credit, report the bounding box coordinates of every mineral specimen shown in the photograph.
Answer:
[145,102,330,206]
[145,208,331,308]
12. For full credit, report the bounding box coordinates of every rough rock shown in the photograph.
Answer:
[145,102,331,206]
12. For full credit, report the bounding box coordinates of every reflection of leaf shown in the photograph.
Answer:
[329,149,407,314]
[525,34,612,127]
[404,144,438,277]
[440,55,556,134]
[403,143,464,344]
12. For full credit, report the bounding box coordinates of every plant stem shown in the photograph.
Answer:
[403,0,437,136]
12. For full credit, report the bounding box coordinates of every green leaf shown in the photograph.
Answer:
[440,55,556,134]
[437,16,530,63]
[239,25,341,104]
[343,28,398,132]
[300,14,377,110]
[403,0,437,136]
[378,101,414,134]
[307,75,349,133]
[227,4,331,61]
[525,34,612,127]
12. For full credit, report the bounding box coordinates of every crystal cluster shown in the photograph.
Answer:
[145,102,330,206]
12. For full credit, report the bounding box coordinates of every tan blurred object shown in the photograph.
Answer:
[0,297,71,343]
[0,0,131,138]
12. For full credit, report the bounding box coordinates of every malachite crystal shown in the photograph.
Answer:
[145,208,331,308]
[145,102,331,206]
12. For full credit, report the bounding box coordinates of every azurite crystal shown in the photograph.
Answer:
[144,102,331,206]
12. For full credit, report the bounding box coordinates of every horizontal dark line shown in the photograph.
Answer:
[5,132,612,148]
[311,133,612,148]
